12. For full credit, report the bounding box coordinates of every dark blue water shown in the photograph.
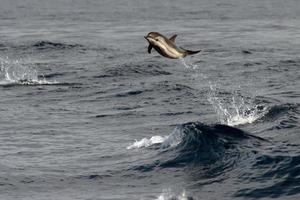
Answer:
[0,1,299,199]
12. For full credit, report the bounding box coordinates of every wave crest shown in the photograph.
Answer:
[127,135,167,149]
[130,122,265,173]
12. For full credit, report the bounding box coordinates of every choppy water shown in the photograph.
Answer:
[0,1,300,200]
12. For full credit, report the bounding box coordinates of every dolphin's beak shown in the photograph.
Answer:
[144,36,151,43]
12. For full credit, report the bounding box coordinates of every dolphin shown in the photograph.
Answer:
[144,32,201,59]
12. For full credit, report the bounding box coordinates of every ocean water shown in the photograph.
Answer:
[0,0,299,199]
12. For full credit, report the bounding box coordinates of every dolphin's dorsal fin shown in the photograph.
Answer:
[169,34,177,42]
[148,44,153,54]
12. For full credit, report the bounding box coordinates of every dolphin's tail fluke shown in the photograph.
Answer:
[184,49,201,56]
[181,47,201,57]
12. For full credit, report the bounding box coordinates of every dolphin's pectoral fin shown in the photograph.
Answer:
[148,45,153,54]
[169,34,177,42]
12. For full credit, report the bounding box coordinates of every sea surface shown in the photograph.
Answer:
[0,0,299,199]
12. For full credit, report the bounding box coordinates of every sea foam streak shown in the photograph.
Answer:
[0,57,57,85]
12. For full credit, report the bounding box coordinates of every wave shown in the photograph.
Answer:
[259,103,299,132]
[0,57,58,86]
[114,89,144,98]
[32,41,84,50]
[129,122,266,173]
[159,122,265,167]
[261,103,299,121]
[127,135,168,149]
[129,122,300,198]
[0,43,6,51]
[0,41,86,53]
[235,153,300,198]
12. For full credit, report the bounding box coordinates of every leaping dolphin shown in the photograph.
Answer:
[144,32,201,59]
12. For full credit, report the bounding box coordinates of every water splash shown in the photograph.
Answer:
[179,58,266,126]
[0,57,56,85]
[207,84,267,126]
[179,57,198,69]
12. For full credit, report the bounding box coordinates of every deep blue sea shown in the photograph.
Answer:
[0,0,299,199]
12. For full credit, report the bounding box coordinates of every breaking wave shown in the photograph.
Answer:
[127,135,167,149]
[129,121,266,174]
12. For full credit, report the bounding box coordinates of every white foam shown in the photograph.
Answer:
[127,135,168,149]
[156,189,190,200]
[127,126,185,150]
